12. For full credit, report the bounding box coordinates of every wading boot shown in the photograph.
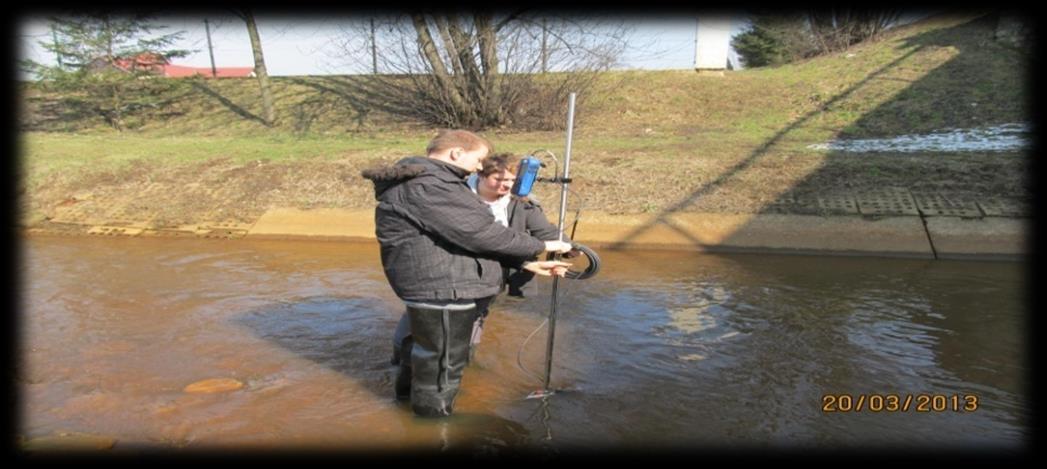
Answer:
[391,311,411,366]
[394,336,413,401]
[405,301,477,417]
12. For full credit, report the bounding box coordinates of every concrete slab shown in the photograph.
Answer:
[37,205,1022,261]
[977,198,1026,217]
[198,229,248,239]
[817,194,859,214]
[247,208,376,241]
[925,217,1027,260]
[200,220,256,231]
[913,193,982,218]
[570,212,935,258]
[140,228,198,238]
[856,187,919,216]
[86,225,145,237]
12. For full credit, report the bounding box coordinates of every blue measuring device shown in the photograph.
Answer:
[511,155,543,197]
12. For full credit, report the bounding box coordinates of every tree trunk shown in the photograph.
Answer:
[433,16,467,77]
[446,18,483,86]
[110,82,124,131]
[103,16,124,131]
[411,14,472,125]
[244,11,276,126]
[475,13,503,125]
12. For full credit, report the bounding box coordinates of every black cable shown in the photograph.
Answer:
[564,243,600,280]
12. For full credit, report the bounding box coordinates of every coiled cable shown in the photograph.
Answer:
[564,243,600,280]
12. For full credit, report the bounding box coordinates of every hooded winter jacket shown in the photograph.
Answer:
[362,156,546,301]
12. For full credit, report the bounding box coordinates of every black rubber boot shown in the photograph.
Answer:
[394,336,413,401]
[406,302,477,417]
[391,312,411,366]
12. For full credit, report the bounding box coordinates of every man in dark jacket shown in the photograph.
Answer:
[390,153,574,367]
[362,129,572,417]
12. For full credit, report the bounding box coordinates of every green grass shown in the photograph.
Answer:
[21,132,435,183]
[19,11,1031,217]
[24,13,1026,144]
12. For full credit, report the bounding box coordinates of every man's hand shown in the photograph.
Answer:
[543,240,573,254]
[523,260,572,277]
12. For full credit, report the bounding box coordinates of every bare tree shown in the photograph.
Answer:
[806,9,900,54]
[325,12,630,130]
[234,9,276,126]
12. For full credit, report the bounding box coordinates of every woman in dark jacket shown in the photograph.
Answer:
[467,153,579,359]
[469,153,572,298]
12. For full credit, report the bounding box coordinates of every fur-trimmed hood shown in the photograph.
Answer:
[361,156,469,199]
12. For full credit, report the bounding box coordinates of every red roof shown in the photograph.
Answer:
[161,64,255,78]
[106,53,254,78]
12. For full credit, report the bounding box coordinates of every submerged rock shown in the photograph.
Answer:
[183,378,244,394]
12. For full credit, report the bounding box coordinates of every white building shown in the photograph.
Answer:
[695,15,737,72]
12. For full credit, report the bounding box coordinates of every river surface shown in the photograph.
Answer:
[19,235,1028,453]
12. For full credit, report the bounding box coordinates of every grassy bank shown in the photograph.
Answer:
[20,12,1030,228]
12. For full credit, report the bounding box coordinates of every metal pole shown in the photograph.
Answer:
[370,18,378,74]
[51,24,63,68]
[205,19,217,77]
[542,92,575,393]
[694,17,700,70]
[541,18,548,74]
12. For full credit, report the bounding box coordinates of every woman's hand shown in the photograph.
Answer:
[522,260,573,277]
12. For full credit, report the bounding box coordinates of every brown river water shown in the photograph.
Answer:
[19,235,1028,454]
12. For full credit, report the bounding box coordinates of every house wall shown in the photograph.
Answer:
[695,16,732,70]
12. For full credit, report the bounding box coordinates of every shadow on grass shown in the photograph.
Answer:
[772,12,1030,212]
[285,76,373,130]
[607,12,1028,249]
[189,79,269,126]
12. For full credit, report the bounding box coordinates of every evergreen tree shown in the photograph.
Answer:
[732,15,816,68]
[22,13,192,131]
[734,11,900,68]
[731,24,784,68]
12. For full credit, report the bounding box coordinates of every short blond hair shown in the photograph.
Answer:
[426,129,493,156]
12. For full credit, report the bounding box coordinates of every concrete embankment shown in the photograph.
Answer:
[240,208,1025,261]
